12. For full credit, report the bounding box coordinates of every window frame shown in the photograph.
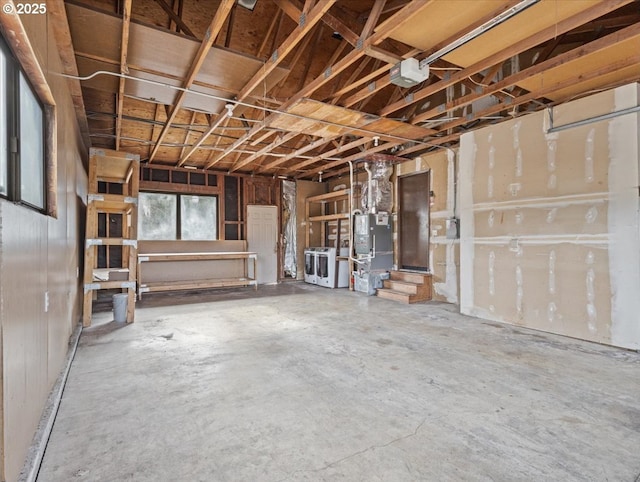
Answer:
[0,32,54,215]
[138,191,219,241]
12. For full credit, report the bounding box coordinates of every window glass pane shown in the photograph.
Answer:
[139,192,177,240]
[19,73,44,208]
[0,45,7,196]
[181,195,217,240]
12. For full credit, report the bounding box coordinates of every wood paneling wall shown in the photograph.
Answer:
[0,13,87,481]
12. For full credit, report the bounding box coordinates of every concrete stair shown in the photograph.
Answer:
[376,271,432,304]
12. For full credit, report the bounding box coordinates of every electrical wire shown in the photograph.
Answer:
[58,70,437,146]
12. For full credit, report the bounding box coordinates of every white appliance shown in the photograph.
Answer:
[304,247,319,284]
[304,247,349,288]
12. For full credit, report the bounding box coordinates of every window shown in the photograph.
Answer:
[0,34,48,211]
[139,192,218,240]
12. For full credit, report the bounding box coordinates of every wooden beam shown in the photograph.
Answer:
[115,0,132,151]
[237,0,337,102]
[273,0,359,47]
[298,140,402,178]
[431,52,640,138]
[148,0,235,162]
[47,0,90,150]
[0,3,55,105]
[411,22,640,125]
[379,0,634,117]
[178,111,198,160]
[296,24,324,92]
[290,1,434,105]
[183,0,338,166]
[287,136,372,172]
[228,132,298,172]
[258,135,339,172]
[152,0,197,39]
[330,57,373,105]
[359,0,386,41]
[224,3,236,48]
[257,9,282,58]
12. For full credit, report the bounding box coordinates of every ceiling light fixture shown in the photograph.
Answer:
[390,0,540,88]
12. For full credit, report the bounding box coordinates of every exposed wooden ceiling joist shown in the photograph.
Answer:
[147,0,235,162]
[63,0,640,177]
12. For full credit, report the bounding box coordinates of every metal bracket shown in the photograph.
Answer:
[86,239,103,248]
[84,283,101,293]
[299,12,306,27]
[324,67,332,79]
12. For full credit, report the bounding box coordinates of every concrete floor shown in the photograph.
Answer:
[38,283,640,481]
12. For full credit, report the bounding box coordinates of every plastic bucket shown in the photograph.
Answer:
[112,293,128,322]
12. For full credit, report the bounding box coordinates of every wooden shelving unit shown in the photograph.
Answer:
[305,189,351,249]
[82,148,140,326]
[305,188,352,288]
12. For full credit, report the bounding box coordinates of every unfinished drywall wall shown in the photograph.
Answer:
[0,14,87,481]
[397,151,460,303]
[459,83,639,349]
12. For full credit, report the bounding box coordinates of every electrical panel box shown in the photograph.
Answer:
[446,217,460,239]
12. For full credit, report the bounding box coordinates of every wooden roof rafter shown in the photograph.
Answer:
[413,22,640,126]
[115,0,132,151]
[148,0,235,163]
[195,1,435,174]
[227,131,299,172]
[181,0,338,167]
[258,134,341,173]
[152,0,198,39]
[379,0,634,119]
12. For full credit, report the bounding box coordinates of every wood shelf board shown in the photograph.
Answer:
[140,278,256,291]
[309,213,350,222]
[139,251,257,262]
[306,188,350,202]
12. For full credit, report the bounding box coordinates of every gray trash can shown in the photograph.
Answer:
[113,293,128,322]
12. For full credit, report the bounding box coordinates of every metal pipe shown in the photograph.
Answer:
[547,105,640,133]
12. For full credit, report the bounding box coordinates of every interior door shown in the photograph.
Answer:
[247,205,278,284]
[399,171,430,271]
